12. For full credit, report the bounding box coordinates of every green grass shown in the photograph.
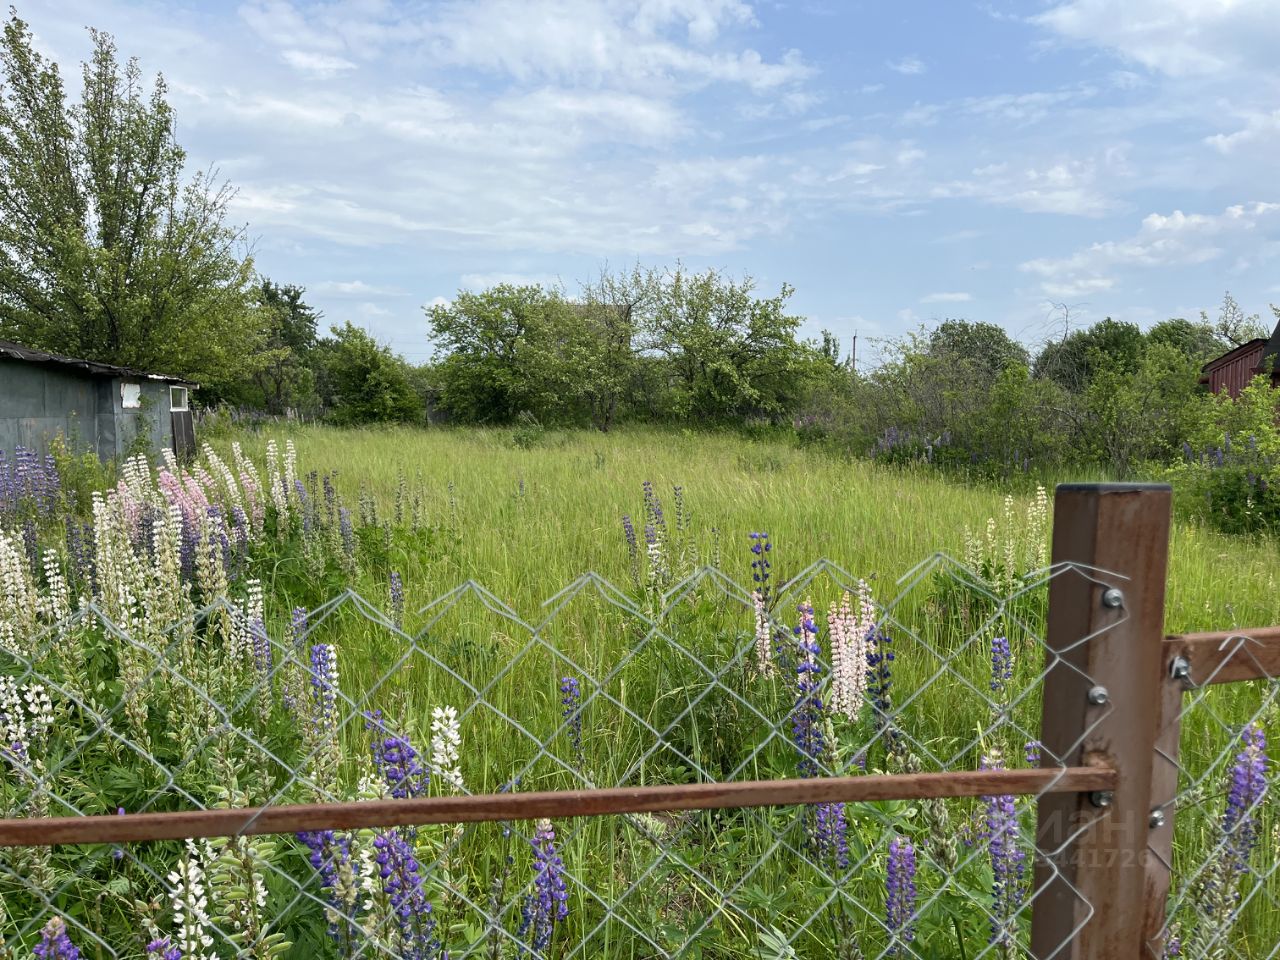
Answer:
[198,424,1279,958]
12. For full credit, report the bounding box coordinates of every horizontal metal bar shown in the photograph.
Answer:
[1164,627,1280,686]
[0,766,1117,848]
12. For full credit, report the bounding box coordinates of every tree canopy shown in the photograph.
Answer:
[0,12,256,395]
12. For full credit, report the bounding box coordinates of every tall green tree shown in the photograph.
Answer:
[319,322,422,425]
[0,13,255,393]
[250,280,321,414]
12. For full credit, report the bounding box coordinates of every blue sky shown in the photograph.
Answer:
[17,0,1280,364]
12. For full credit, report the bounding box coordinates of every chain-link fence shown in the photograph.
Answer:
[0,484,1273,960]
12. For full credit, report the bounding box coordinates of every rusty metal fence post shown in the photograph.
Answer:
[1030,483,1173,959]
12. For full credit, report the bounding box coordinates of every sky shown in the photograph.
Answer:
[13,0,1280,365]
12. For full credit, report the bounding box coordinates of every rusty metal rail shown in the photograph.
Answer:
[1162,627,1280,686]
[0,766,1116,847]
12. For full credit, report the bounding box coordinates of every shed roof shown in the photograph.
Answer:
[0,339,196,386]
[1199,337,1267,373]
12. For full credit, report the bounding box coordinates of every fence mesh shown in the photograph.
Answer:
[0,548,1133,960]
[1153,633,1279,959]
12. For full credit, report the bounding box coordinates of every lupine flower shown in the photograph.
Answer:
[981,749,1026,953]
[372,829,438,959]
[621,515,639,590]
[298,828,357,943]
[309,644,340,735]
[990,635,1013,710]
[429,705,465,792]
[866,623,898,754]
[885,836,917,955]
[146,937,182,959]
[339,507,355,561]
[389,571,405,629]
[519,818,569,954]
[1024,740,1042,766]
[560,677,584,770]
[33,916,79,959]
[814,800,849,871]
[829,583,874,720]
[367,711,427,799]
[1221,722,1267,875]
[791,601,824,778]
[169,840,215,960]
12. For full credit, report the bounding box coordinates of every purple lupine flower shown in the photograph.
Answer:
[990,636,1012,702]
[814,801,849,871]
[373,829,438,959]
[389,571,405,629]
[112,807,126,862]
[885,836,917,955]
[1221,722,1267,875]
[339,507,354,560]
[560,677,583,770]
[366,711,427,799]
[748,532,773,591]
[146,937,182,959]
[33,916,79,959]
[866,625,897,753]
[310,644,339,734]
[621,514,639,589]
[1024,740,1042,766]
[298,828,355,942]
[251,618,273,691]
[518,818,569,954]
[791,602,824,778]
[982,752,1026,950]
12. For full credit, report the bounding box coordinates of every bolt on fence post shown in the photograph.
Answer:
[1030,484,1172,960]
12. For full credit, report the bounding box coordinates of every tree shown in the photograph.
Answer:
[427,284,599,425]
[926,319,1029,378]
[250,280,320,414]
[0,13,256,394]
[578,263,655,431]
[320,322,422,425]
[1146,317,1226,364]
[1033,318,1144,392]
[642,265,811,422]
[1207,291,1268,348]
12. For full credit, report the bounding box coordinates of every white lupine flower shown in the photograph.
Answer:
[22,683,52,743]
[0,676,29,752]
[430,705,465,792]
[284,440,299,507]
[829,584,874,721]
[752,590,774,678]
[266,440,288,520]
[39,549,70,625]
[169,840,216,960]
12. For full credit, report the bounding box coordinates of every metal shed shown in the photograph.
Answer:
[0,340,196,461]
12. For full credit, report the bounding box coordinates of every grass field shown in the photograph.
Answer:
[208,424,1277,959]
[1,424,1273,958]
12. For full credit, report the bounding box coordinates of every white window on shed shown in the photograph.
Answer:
[121,382,142,409]
[170,386,189,411]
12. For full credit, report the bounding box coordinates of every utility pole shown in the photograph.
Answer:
[850,331,858,374]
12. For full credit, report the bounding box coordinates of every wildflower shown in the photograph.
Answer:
[519,818,569,954]
[389,571,405,628]
[560,677,584,771]
[298,828,357,944]
[430,705,465,792]
[169,840,215,960]
[814,800,850,871]
[1221,722,1267,874]
[372,829,438,959]
[33,916,79,959]
[367,711,427,799]
[885,836,917,955]
[1024,740,1042,766]
[146,936,182,959]
[829,583,874,720]
[982,749,1026,953]
[990,635,1013,718]
[791,601,824,778]
[339,507,355,562]
[865,623,898,755]
[309,644,340,735]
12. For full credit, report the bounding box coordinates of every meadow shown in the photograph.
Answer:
[0,425,1273,959]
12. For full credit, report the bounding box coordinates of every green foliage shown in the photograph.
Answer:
[319,321,423,426]
[0,13,257,398]
[1033,317,1144,391]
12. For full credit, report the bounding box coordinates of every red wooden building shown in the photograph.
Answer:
[1199,321,1280,397]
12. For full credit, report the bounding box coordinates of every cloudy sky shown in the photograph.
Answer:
[15,0,1280,363]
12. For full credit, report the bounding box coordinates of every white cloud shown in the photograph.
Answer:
[1205,110,1280,154]
[314,280,403,297]
[921,292,972,303]
[1020,201,1280,298]
[887,56,926,75]
[1034,0,1280,78]
[281,49,356,77]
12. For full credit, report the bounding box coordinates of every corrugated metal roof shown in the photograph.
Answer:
[0,339,196,385]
